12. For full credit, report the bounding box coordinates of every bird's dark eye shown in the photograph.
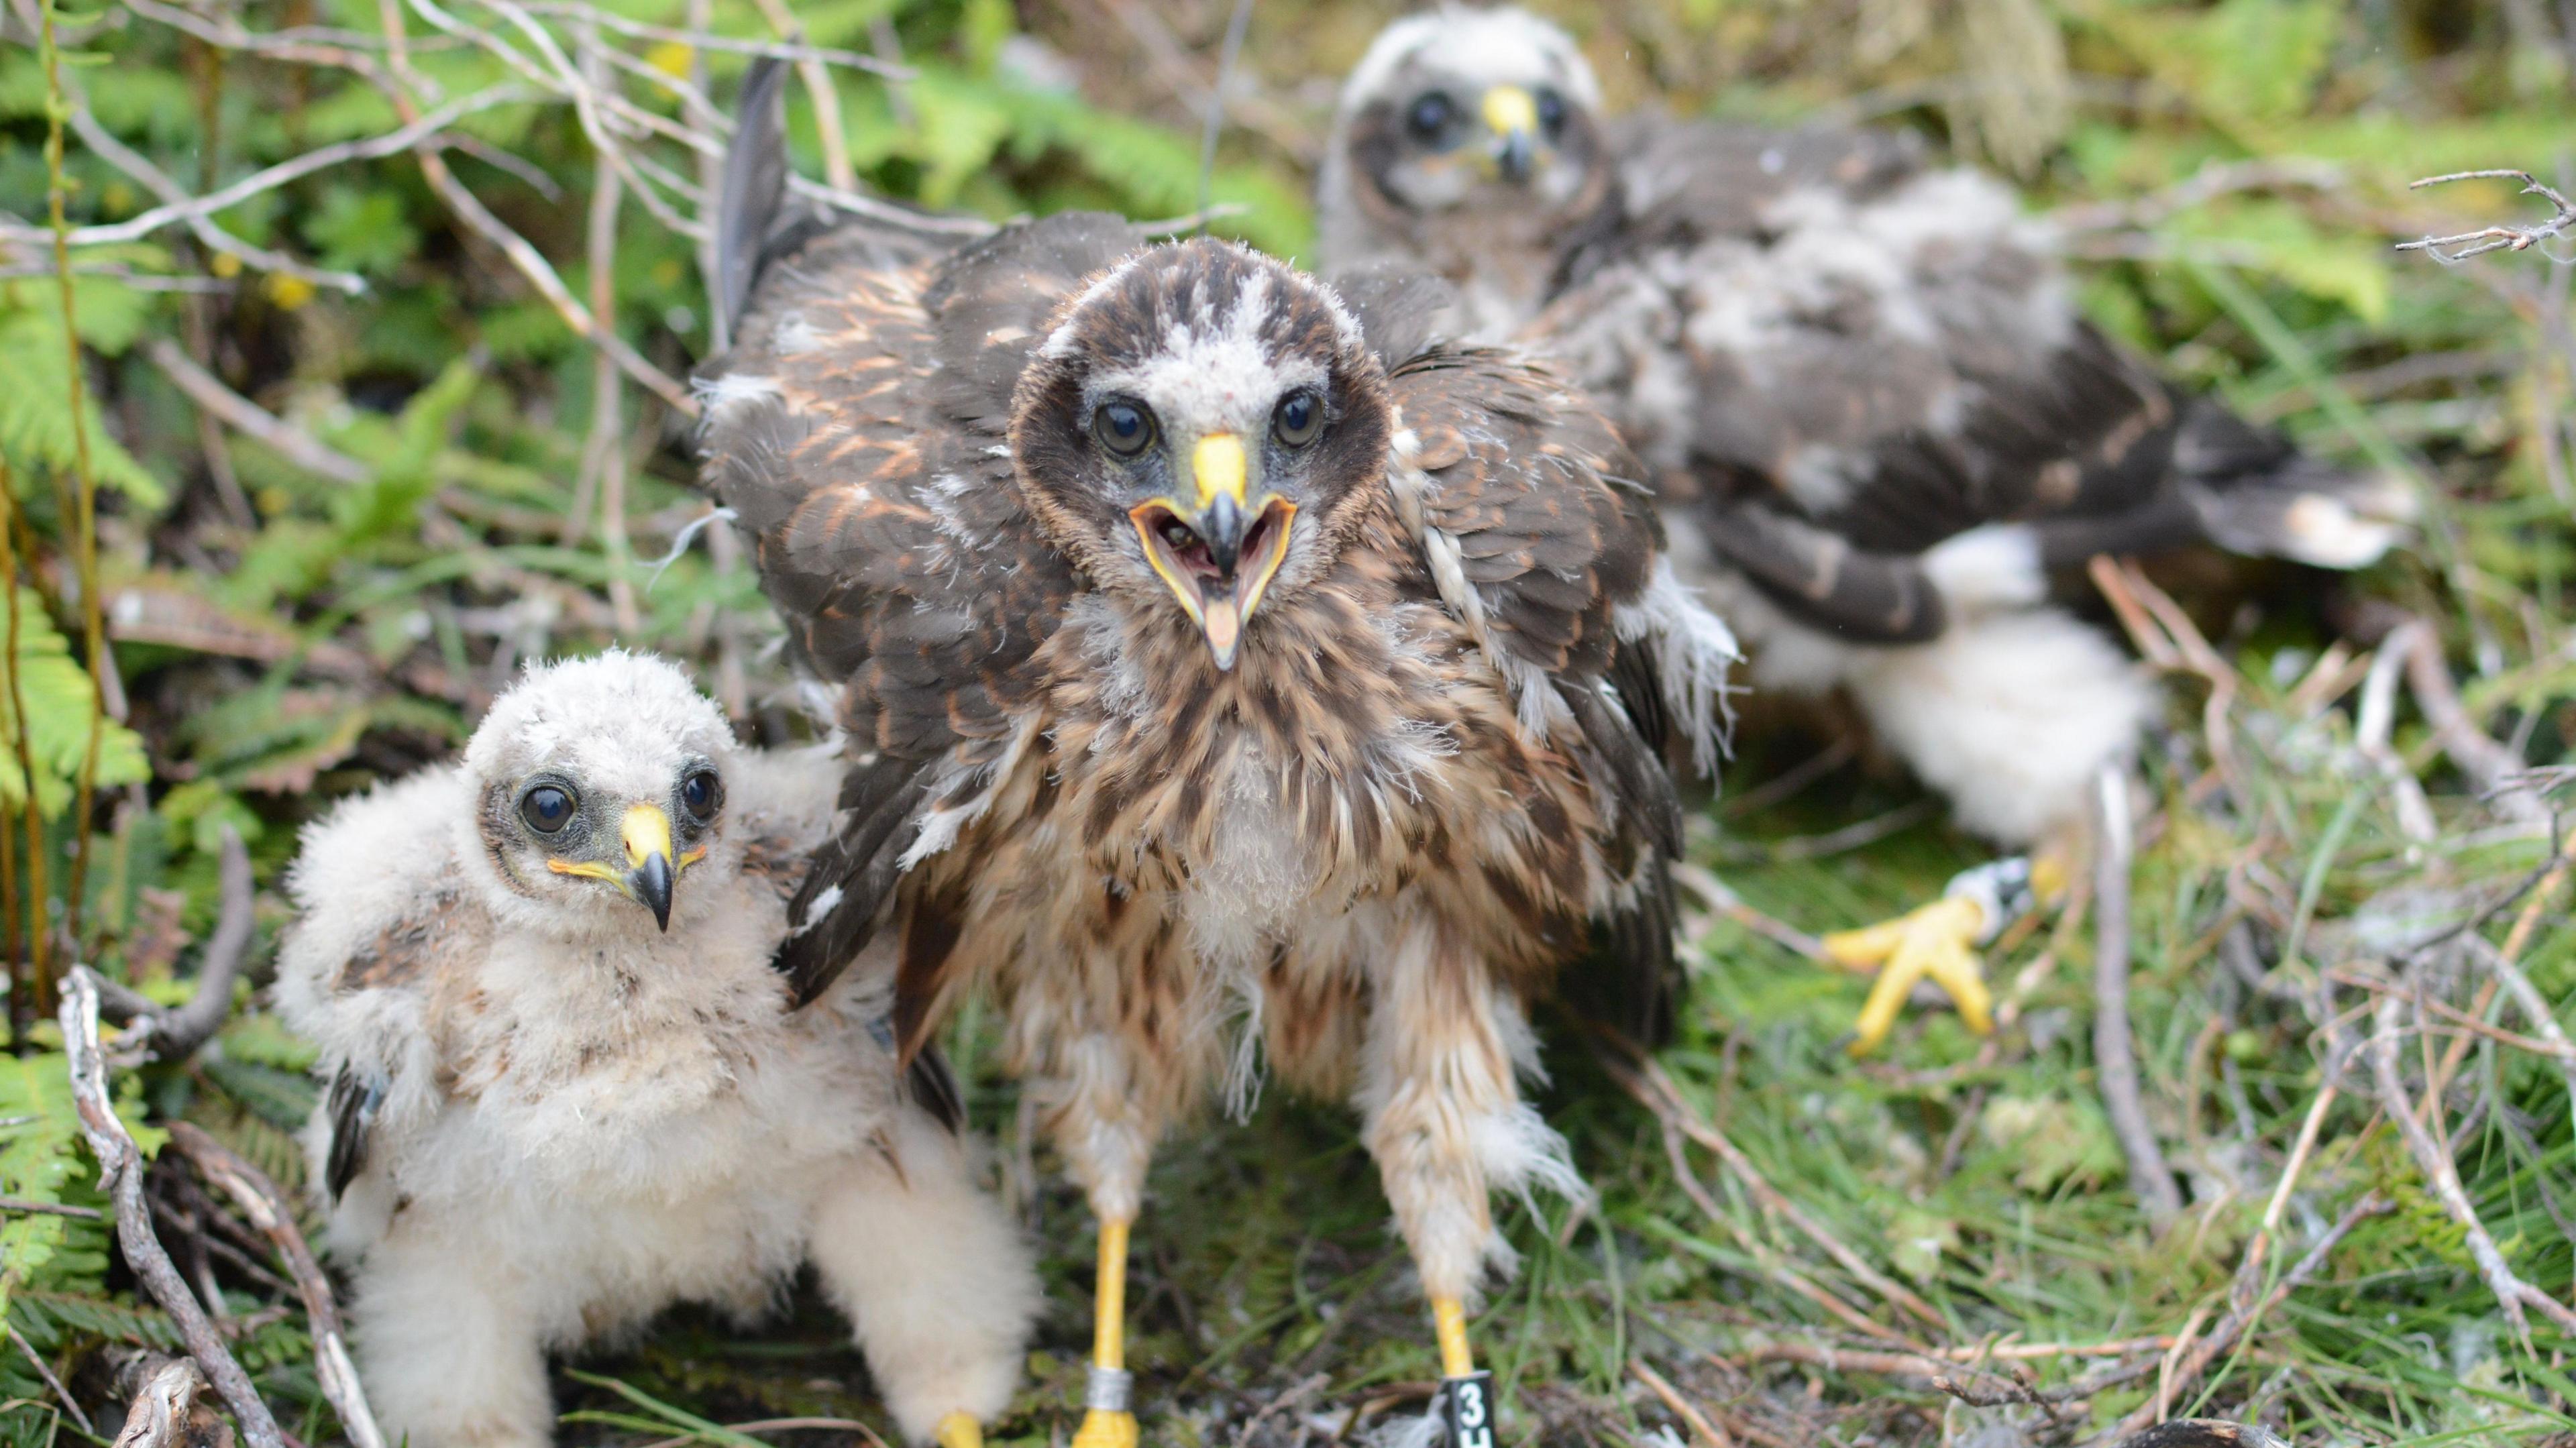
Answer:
[680,769,722,824]
[1406,91,1455,142]
[1535,87,1568,137]
[521,784,576,834]
[1273,391,1324,447]
[1093,400,1155,457]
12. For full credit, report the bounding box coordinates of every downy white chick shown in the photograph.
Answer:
[274,650,1035,1448]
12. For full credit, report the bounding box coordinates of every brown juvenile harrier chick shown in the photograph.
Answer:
[699,60,1735,1448]
[1319,7,2414,1054]
[274,651,1035,1448]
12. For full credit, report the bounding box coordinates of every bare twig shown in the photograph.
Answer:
[7,85,533,252]
[2400,169,2576,262]
[95,826,256,1061]
[1231,1372,1330,1447]
[2354,631,2438,844]
[1611,1050,1945,1333]
[1631,1360,1733,1448]
[110,1356,215,1448]
[146,341,372,485]
[2367,989,2576,1343]
[10,1322,93,1435]
[511,1,905,74]
[61,968,286,1448]
[8,0,362,292]
[1670,862,1828,960]
[2391,616,2548,820]
[2090,1192,2390,1442]
[166,1123,385,1448]
[2093,766,2184,1223]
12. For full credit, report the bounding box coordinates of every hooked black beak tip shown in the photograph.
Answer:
[1203,494,1248,578]
[633,854,675,932]
[1497,134,1536,182]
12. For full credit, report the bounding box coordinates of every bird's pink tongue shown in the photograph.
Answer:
[1201,594,1241,663]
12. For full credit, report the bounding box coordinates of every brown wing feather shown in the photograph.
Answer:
[1387,343,1684,1044]
[1540,114,2400,637]
[700,85,1142,1005]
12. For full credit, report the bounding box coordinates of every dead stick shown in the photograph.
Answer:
[146,342,370,484]
[1654,1117,1913,1346]
[166,1123,384,1448]
[2367,991,2576,1341]
[60,968,285,1448]
[2093,1192,2390,1441]
[9,1322,92,1435]
[1631,1360,1733,1448]
[1621,1052,1944,1332]
[2396,616,2545,820]
[2094,766,2183,1222]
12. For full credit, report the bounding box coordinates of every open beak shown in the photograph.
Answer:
[1482,85,1540,182]
[1129,431,1297,672]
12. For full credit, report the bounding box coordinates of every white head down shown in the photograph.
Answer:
[458,650,738,937]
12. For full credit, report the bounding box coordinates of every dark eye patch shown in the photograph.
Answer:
[1406,91,1456,143]
[521,783,576,834]
[1536,87,1568,136]
[680,769,723,824]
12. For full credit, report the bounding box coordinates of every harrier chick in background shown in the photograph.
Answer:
[276,651,1035,1448]
[700,58,1735,1448]
[1320,6,2414,1054]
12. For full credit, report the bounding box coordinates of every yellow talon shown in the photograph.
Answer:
[934,1412,984,1448]
[1825,894,1995,1057]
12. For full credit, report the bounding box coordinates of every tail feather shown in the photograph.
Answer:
[710,58,796,353]
[2171,400,2416,569]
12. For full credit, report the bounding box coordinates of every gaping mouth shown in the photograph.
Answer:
[1130,494,1298,671]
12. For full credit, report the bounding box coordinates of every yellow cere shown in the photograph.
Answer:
[1481,85,1538,139]
[1191,433,1247,511]
[622,803,676,869]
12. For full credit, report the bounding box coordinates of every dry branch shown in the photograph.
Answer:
[2367,989,2576,1343]
[11,1321,93,1435]
[2093,765,2184,1223]
[61,967,286,1448]
[1631,1359,1733,1448]
[110,1356,217,1448]
[2390,615,2548,820]
[2400,170,2576,263]
[144,342,372,485]
[166,1123,385,1448]
[2089,1192,2390,1443]
[91,826,256,1062]
[1611,1050,1945,1333]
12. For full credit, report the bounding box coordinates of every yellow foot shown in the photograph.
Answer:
[1072,1410,1138,1448]
[933,1412,985,1448]
[1823,858,2033,1056]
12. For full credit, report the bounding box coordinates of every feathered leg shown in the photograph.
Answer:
[1356,915,1583,1429]
[810,1108,1039,1448]
[1825,607,2143,1054]
[1038,1029,1167,1448]
[347,1219,550,1448]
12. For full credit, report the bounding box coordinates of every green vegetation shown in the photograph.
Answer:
[1,0,2573,1441]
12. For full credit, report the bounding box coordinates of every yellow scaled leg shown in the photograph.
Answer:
[1071,1218,1138,1448]
[933,1413,984,1448]
[1430,1296,1499,1447]
[1433,1296,1474,1379]
[1823,852,2063,1056]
